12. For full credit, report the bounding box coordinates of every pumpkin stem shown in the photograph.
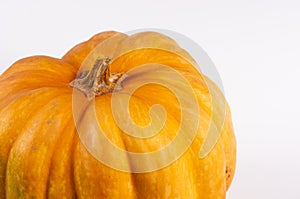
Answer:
[69,56,125,99]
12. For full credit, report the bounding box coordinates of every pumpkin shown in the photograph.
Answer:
[0,30,236,198]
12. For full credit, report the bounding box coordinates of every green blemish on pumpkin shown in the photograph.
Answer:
[6,158,25,198]
[17,187,26,198]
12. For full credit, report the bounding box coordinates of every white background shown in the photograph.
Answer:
[1,0,300,198]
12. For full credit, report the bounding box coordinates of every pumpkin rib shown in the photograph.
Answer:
[201,76,236,190]
[0,70,76,85]
[122,80,207,124]
[97,94,199,198]
[102,92,181,153]
[113,31,196,66]
[189,111,227,198]
[111,51,213,117]
[110,48,200,75]
[123,76,216,136]
[0,56,77,81]
[5,92,72,198]
[110,48,213,113]
[97,92,169,198]
[126,75,228,197]
[0,56,77,110]
[46,118,77,199]
[220,104,236,190]
[0,86,72,119]
[130,149,198,198]
[0,55,77,109]
[99,93,199,198]
[0,87,71,198]
[72,139,138,198]
[0,87,47,113]
[108,54,229,198]
[72,95,137,198]
[60,94,92,199]
[0,70,76,90]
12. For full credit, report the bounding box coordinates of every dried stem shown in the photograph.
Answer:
[69,56,124,99]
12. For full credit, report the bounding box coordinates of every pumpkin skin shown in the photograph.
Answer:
[0,31,236,198]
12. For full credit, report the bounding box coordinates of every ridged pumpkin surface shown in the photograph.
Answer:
[0,31,236,199]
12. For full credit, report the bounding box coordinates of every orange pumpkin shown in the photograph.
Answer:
[0,31,236,198]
